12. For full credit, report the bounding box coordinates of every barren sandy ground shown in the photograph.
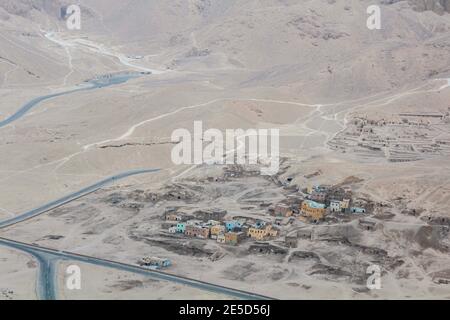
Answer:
[1,0,450,299]
[0,247,37,300]
[2,158,450,299]
[57,261,233,300]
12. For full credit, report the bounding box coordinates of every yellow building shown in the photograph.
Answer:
[247,225,277,240]
[210,225,225,239]
[247,228,267,240]
[268,228,278,237]
[340,199,350,210]
[301,200,326,220]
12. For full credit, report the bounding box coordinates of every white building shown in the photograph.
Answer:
[330,200,341,212]
[217,234,226,244]
[168,227,177,233]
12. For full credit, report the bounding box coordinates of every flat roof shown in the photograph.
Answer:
[305,200,326,209]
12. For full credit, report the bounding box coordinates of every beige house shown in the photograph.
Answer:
[224,232,245,245]
[247,225,277,240]
[210,225,226,239]
[301,200,326,220]
[185,225,210,239]
[340,199,351,210]
[217,234,226,243]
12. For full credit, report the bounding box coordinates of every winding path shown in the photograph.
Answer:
[0,73,144,129]
[0,29,275,301]
[0,237,272,300]
[0,169,160,229]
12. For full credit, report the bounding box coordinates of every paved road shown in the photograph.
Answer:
[0,73,143,129]
[0,169,160,228]
[1,239,58,300]
[0,168,161,299]
[0,68,272,300]
[0,238,272,300]
[0,168,272,300]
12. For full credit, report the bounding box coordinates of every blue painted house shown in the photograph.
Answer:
[350,207,366,214]
[225,221,236,232]
[176,223,186,233]
[225,220,243,232]
[254,220,267,229]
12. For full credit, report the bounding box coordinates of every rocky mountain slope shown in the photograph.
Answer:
[1,0,449,93]
[384,0,450,14]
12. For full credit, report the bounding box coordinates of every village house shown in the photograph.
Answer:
[184,225,196,237]
[247,224,276,241]
[309,191,327,203]
[225,220,243,232]
[351,207,366,214]
[166,213,183,222]
[316,185,331,192]
[224,232,246,245]
[210,225,226,239]
[340,199,351,211]
[306,185,329,194]
[139,257,171,269]
[176,223,186,233]
[267,226,279,237]
[168,226,177,233]
[330,200,341,212]
[273,203,293,217]
[185,225,210,239]
[217,234,226,244]
[247,227,268,240]
[254,220,267,229]
[301,200,326,220]
[163,208,193,222]
[163,207,178,220]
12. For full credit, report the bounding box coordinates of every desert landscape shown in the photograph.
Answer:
[0,0,449,300]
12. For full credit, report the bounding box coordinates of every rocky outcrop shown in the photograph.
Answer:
[411,0,450,13]
[0,0,63,18]
[383,0,450,14]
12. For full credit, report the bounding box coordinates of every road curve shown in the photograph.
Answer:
[0,73,144,129]
[0,239,57,300]
[0,86,93,129]
[0,169,160,229]
[0,238,273,300]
